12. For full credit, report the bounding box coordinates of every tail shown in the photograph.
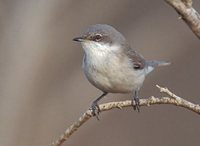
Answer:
[146,60,170,74]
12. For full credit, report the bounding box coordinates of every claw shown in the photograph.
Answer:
[91,102,100,120]
[132,90,140,112]
[90,92,107,120]
[133,97,140,112]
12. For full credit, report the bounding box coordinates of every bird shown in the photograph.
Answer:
[73,24,170,119]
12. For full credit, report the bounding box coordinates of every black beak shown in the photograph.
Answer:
[73,37,84,42]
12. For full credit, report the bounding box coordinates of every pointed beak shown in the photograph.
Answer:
[73,37,84,42]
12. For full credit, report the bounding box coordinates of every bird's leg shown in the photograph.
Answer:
[91,92,108,120]
[132,90,140,112]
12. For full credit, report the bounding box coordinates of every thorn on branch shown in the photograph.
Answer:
[117,105,122,109]
[178,15,183,19]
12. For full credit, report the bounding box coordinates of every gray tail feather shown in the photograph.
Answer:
[147,60,171,67]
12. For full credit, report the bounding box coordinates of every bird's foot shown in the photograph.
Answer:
[91,101,100,120]
[132,97,140,112]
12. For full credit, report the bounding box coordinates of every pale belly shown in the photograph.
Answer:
[83,55,146,93]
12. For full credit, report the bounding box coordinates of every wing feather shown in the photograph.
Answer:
[124,45,146,70]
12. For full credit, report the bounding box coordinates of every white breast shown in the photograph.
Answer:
[82,41,146,93]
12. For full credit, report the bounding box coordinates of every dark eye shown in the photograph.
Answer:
[93,34,102,41]
[134,64,141,69]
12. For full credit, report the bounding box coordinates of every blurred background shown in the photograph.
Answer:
[0,0,199,146]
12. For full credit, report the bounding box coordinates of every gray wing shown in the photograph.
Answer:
[124,46,146,70]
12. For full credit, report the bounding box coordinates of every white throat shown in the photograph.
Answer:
[81,41,120,58]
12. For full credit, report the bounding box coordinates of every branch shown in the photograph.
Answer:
[51,85,200,146]
[165,0,200,39]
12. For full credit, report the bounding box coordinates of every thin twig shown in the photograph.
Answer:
[51,85,200,146]
[165,0,200,39]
